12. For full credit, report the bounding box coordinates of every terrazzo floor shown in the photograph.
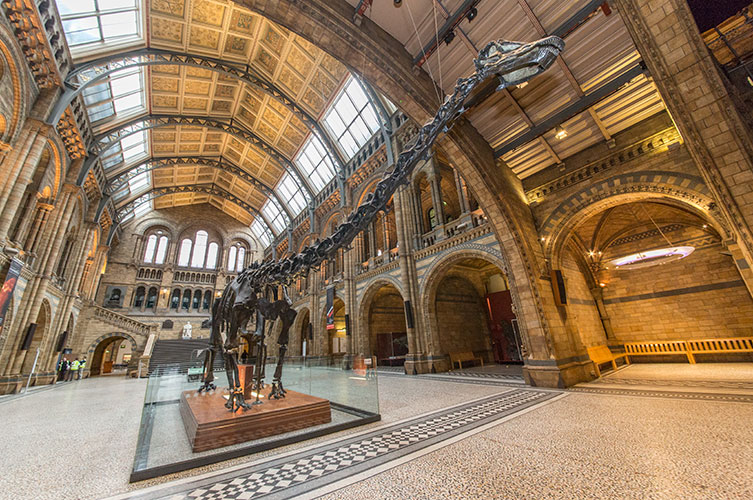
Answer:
[2,364,752,499]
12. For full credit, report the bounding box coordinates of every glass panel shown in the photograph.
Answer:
[227,246,237,271]
[261,201,285,235]
[155,236,168,265]
[57,0,96,16]
[236,247,245,272]
[322,75,381,160]
[100,11,139,40]
[143,235,157,263]
[275,173,306,216]
[178,239,192,267]
[190,231,208,268]
[62,17,101,46]
[130,352,379,478]
[251,220,271,248]
[206,242,218,270]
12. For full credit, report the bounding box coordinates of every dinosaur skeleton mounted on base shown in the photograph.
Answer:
[198,36,565,413]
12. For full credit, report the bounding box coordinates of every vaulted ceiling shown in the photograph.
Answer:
[59,0,671,244]
[346,0,665,178]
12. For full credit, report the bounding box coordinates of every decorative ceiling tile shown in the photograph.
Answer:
[286,46,313,77]
[153,131,177,142]
[262,24,286,55]
[204,143,221,153]
[151,0,185,17]
[183,97,208,110]
[186,67,213,79]
[229,10,257,35]
[180,144,201,153]
[181,131,203,141]
[185,80,211,95]
[191,0,225,27]
[278,67,303,96]
[302,88,324,113]
[211,100,232,113]
[154,144,176,153]
[309,69,336,96]
[152,65,180,75]
[261,107,284,131]
[189,26,221,50]
[153,77,179,92]
[225,35,250,56]
[206,132,223,142]
[253,46,277,76]
[153,95,179,108]
[214,84,236,99]
[152,18,184,44]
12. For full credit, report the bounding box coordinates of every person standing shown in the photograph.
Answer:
[68,358,80,381]
[57,358,68,382]
[78,358,86,380]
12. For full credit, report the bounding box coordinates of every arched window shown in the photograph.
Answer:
[146,287,158,309]
[170,289,180,310]
[236,247,246,272]
[155,236,168,264]
[181,290,191,311]
[192,290,202,309]
[206,242,218,270]
[178,238,192,267]
[428,208,437,230]
[191,231,208,268]
[203,290,212,310]
[133,286,145,308]
[143,235,157,263]
[227,246,237,271]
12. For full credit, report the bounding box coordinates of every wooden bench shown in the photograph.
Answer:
[449,351,484,370]
[624,340,695,364]
[587,345,630,377]
[686,337,753,362]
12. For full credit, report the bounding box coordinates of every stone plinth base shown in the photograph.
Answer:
[179,390,331,452]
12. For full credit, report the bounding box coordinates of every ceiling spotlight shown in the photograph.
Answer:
[599,282,606,287]
[702,224,708,228]
[467,7,478,22]
[555,125,568,140]
[444,30,456,45]
[394,0,402,6]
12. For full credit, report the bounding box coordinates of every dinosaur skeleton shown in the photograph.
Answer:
[198,36,564,412]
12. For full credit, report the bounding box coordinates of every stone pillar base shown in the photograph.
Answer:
[403,353,434,375]
[523,359,592,388]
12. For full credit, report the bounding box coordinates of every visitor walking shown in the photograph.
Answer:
[68,358,79,381]
[57,359,68,382]
[78,358,86,380]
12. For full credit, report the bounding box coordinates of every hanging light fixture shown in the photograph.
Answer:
[555,125,568,140]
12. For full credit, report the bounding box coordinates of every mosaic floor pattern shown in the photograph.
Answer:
[116,389,561,499]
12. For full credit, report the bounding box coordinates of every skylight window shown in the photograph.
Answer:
[275,173,307,216]
[251,220,272,248]
[322,76,381,159]
[81,67,145,125]
[120,193,151,223]
[261,199,286,235]
[295,136,337,193]
[101,129,148,172]
[58,0,143,54]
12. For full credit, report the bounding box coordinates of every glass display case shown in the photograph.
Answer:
[130,355,379,481]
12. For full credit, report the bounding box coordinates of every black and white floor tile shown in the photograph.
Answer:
[119,389,561,500]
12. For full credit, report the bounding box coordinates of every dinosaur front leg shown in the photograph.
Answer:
[269,304,296,399]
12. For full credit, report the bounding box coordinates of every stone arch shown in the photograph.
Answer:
[237,1,554,369]
[86,332,139,376]
[420,247,524,367]
[540,174,731,269]
[292,306,311,356]
[21,299,51,373]
[357,277,407,363]
[0,23,30,143]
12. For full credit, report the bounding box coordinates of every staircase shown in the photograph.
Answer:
[147,339,224,375]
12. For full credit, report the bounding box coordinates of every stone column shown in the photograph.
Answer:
[0,122,41,214]
[393,185,430,374]
[454,169,471,214]
[25,202,54,258]
[613,0,753,275]
[8,188,77,375]
[427,172,445,228]
[0,129,50,244]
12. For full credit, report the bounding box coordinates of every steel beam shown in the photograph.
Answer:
[117,183,277,235]
[48,48,346,178]
[104,155,293,222]
[494,63,647,158]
